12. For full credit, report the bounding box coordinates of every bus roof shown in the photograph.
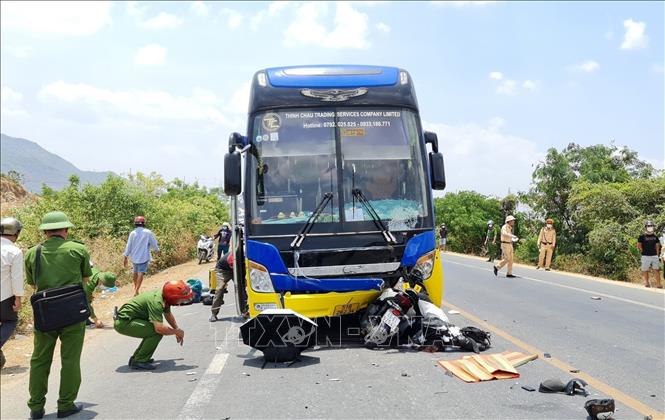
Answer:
[248,65,419,114]
[265,65,400,88]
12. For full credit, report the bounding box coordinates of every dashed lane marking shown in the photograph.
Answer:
[446,260,665,312]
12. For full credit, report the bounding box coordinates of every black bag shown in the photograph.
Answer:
[30,245,90,332]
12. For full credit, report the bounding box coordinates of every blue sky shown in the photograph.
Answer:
[1,1,663,196]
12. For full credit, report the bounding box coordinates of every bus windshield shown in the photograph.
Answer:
[247,107,430,231]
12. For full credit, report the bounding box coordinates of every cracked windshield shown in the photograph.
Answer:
[250,108,429,228]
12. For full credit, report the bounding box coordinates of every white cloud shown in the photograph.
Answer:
[224,81,251,115]
[134,44,167,66]
[496,79,517,95]
[4,45,32,58]
[140,12,183,29]
[430,1,497,6]
[489,71,503,80]
[126,1,147,18]
[522,80,539,91]
[376,22,391,32]
[251,1,292,31]
[220,8,244,30]
[568,60,600,73]
[652,64,664,74]
[284,2,370,49]
[1,1,112,35]
[38,81,235,126]
[1,86,29,117]
[424,119,541,195]
[191,1,210,17]
[621,19,648,50]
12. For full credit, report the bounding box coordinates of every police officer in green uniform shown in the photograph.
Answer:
[84,267,117,328]
[114,280,192,370]
[23,211,92,419]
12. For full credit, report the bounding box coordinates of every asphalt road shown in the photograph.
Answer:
[1,254,663,419]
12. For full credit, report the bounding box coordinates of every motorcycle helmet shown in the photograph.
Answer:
[0,217,23,235]
[162,280,194,306]
[134,216,146,226]
[487,220,494,226]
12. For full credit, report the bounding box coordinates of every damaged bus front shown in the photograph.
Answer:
[224,65,446,320]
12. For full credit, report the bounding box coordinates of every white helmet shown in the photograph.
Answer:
[222,222,231,228]
[0,217,23,235]
[505,215,516,223]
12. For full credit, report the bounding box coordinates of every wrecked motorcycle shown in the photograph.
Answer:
[360,270,491,353]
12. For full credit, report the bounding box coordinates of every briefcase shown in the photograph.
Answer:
[30,244,90,332]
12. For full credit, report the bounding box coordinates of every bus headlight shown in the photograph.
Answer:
[414,251,435,279]
[249,261,274,292]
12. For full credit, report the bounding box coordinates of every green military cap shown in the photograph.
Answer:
[38,211,75,231]
[100,272,117,288]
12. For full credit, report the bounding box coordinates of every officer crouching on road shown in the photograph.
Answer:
[23,211,93,419]
[113,280,193,370]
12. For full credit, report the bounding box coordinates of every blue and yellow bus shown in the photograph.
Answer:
[223,65,446,320]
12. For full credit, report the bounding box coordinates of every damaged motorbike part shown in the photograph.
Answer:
[584,399,615,419]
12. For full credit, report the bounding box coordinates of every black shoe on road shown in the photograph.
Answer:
[545,268,551,271]
[30,409,45,419]
[493,266,498,276]
[129,356,153,366]
[57,404,83,418]
[506,274,517,278]
[131,361,157,370]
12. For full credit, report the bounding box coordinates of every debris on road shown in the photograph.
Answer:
[242,372,250,376]
[329,378,341,382]
[544,353,552,358]
[569,369,580,373]
[438,351,537,383]
[539,378,589,396]
[584,398,615,419]
[188,378,197,382]
[521,385,536,392]
[186,372,197,375]
[401,372,410,377]
[447,310,460,315]
[590,296,602,300]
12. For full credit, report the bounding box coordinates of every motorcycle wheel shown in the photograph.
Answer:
[198,251,205,264]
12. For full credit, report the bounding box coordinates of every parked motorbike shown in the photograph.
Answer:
[197,235,215,264]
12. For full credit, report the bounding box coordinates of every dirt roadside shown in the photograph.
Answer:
[0,259,215,385]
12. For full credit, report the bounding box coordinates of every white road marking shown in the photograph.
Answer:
[446,260,665,312]
[178,319,239,420]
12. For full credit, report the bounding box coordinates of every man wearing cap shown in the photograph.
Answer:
[1,217,24,370]
[493,215,518,278]
[123,216,159,296]
[213,222,232,260]
[84,267,117,328]
[637,221,662,288]
[113,280,191,370]
[483,220,498,262]
[537,218,557,271]
[23,211,92,419]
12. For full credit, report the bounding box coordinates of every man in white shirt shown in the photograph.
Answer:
[123,216,159,296]
[1,217,24,369]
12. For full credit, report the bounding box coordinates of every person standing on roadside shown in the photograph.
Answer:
[123,216,159,296]
[113,280,192,370]
[1,217,24,370]
[493,215,518,278]
[537,218,557,271]
[23,211,92,419]
[214,222,232,260]
[483,220,498,262]
[661,227,665,284]
[637,220,662,288]
[439,223,447,252]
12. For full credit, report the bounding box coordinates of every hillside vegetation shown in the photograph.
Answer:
[435,143,664,282]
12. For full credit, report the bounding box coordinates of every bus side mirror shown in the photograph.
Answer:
[224,132,243,196]
[424,131,439,153]
[429,152,446,190]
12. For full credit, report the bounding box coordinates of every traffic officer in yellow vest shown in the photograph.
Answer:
[493,215,518,278]
[23,211,92,419]
[537,218,557,271]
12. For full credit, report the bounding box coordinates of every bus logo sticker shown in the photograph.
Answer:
[270,132,279,142]
[255,135,263,143]
[300,88,368,102]
[262,113,281,131]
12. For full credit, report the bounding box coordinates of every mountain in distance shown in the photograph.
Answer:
[0,133,114,193]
